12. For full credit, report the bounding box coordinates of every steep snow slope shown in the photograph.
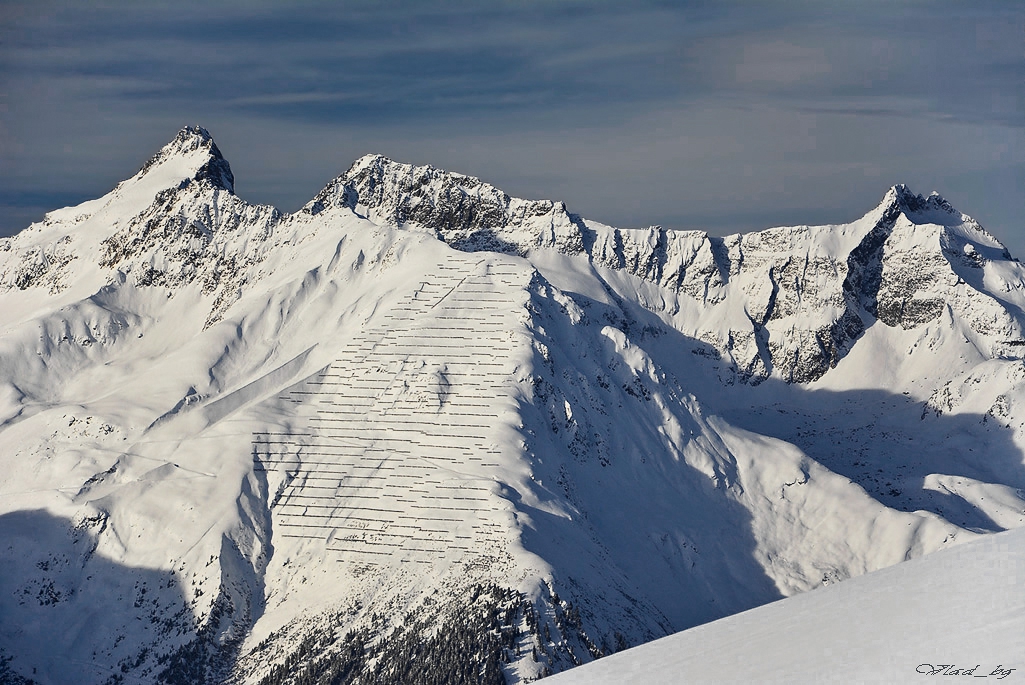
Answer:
[0,128,1023,684]
[546,525,1025,684]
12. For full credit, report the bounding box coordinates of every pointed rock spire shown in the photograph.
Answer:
[876,184,961,226]
[137,125,235,193]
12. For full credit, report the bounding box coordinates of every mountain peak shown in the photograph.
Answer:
[341,154,496,197]
[304,153,517,225]
[301,153,587,254]
[349,152,399,171]
[878,183,961,225]
[136,125,235,193]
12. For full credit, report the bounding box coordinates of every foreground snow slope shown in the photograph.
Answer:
[0,127,1023,684]
[547,525,1025,684]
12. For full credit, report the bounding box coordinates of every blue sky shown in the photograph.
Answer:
[2,1,1022,252]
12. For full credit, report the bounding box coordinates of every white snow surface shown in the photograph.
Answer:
[0,127,1023,683]
[547,525,1025,684]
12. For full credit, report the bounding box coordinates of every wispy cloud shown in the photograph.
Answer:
[1,1,1022,255]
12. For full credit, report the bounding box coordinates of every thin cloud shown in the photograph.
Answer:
[1,1,1022,258]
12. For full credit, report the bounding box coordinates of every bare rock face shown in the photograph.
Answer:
[875,227,949,329]
[98,182,281,325]
[8,236,78,293]
[308,154,585,255]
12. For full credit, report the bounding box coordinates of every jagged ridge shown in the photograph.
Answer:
[303,152,1022,384]
[4,128,1022,385]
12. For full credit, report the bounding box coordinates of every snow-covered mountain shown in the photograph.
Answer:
[1,126,1023,684]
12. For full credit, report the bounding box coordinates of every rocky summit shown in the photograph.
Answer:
[1,127,1023,684]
